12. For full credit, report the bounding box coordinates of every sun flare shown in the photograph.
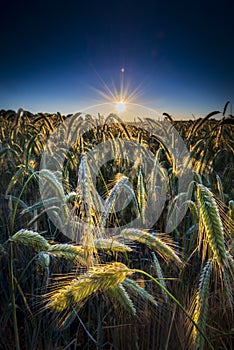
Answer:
[92,68,144,116]
[115,101,126,113]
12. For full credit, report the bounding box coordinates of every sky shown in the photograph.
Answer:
[0,0,234,118]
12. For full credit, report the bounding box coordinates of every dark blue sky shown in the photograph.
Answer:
[1,0,234,118]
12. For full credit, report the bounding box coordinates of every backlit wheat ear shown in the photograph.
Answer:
[100,175,137,227]
[187,110,220,143]
[192,259,212,350]
[37,251,50,270]
[137,167,146,224]
[77,155,91,221]
[77,155,100,266]
[45,262,133,313]
[94,238,132,253]
[100,175,129,225]
[105,113,131,139]
[197,184,227,266]
[39,169,66,203]
[39,169,71,225]
[10,229,50,251]
[120,229,183,267]
[47,244,87,266]
[184,199,199,224]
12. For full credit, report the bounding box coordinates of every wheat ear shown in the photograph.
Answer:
[47,244,87,265]
[151,252,168,302]
[10,229,50,251]
[120,228,183,267]
[192,259,212,350]
[137,167,146,224]
[197,184,227,266]
[94,238,132,253]
[45,262,133,312]
[105,284,136,315]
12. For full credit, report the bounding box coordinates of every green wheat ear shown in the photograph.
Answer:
[192,259,213,350]
[197,184,227,266]
[228,200,234,221]
[120,228,183,267]
[106,284,137,316]
[10,229,50,251]
[122,278,157,306]
[151,252,168,302]
[47,244,87,266]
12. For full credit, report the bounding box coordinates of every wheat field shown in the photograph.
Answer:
[0,105,233,349]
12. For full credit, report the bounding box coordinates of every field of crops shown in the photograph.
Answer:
[0,105,233,350]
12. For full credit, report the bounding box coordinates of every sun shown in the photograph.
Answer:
[91,67,143,115]
[115,101,126,113]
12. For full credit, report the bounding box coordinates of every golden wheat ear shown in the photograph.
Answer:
[44,262,133,313]
[136,167,147,224]
[197,184,227,266]
[94,238,132,253]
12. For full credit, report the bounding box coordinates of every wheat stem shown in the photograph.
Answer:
[133,269,214,350]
